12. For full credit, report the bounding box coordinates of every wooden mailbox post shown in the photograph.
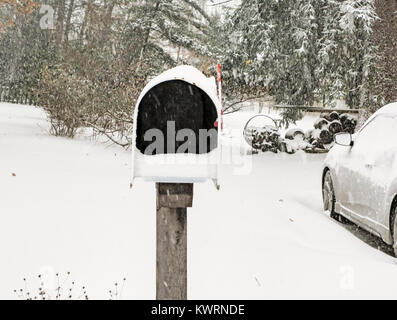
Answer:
[156,183,193,300]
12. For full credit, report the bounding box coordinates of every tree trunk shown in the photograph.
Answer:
[136,1,161,72]
[80,0,94,45]
[372,0,397,105]
[64,0,75,45]
[56,0,66,48]
[100,0,116,50]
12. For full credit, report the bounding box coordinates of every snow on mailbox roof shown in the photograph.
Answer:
[135,65,220,110]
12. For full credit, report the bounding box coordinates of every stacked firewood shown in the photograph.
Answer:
[280,128,311,154]
[250,126,311,154]
[246,111,357,154]
[250,126,281,153]
[305,111,357,151]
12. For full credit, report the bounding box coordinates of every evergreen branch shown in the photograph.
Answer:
[182,0,213,23]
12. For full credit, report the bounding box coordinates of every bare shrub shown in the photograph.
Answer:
[14,272,127,300]
[35,49,145,146]
[14,272,88,300]
[36,65,88,138]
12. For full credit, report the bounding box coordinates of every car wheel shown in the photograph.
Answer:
[323,170,348,224]
[391,202,397,257]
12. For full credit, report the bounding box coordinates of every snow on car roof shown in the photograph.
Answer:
[361,102,397,130]
[373,102,397,116]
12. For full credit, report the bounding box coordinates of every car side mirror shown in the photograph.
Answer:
[334,133,354,147]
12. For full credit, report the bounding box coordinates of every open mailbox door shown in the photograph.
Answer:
[131,66,221,189]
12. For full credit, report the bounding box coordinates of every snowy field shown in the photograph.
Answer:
[1,102,397,300]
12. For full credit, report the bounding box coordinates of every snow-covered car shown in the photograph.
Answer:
[322,102,397,256]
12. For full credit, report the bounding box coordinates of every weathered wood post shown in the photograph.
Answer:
[156,183,193,300]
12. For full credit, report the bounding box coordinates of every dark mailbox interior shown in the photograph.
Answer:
[136,80,218,155]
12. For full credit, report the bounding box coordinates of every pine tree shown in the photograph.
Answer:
[127,0,218,79]
[0,1,53,103]
[221,0,379,117]
[0,0,220,142]
[370,0,397,109]
[318,0,378,109]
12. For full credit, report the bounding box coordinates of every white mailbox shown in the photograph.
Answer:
[131,66,221,188]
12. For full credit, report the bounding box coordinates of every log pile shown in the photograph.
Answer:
[245,111,357,154]
[250,126,281,153]
[305,111,357,152]
[280,128,311,154]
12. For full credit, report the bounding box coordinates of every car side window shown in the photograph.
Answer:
[354,114,397,164]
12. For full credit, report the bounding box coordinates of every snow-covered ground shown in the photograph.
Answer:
[1,102,397,300]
